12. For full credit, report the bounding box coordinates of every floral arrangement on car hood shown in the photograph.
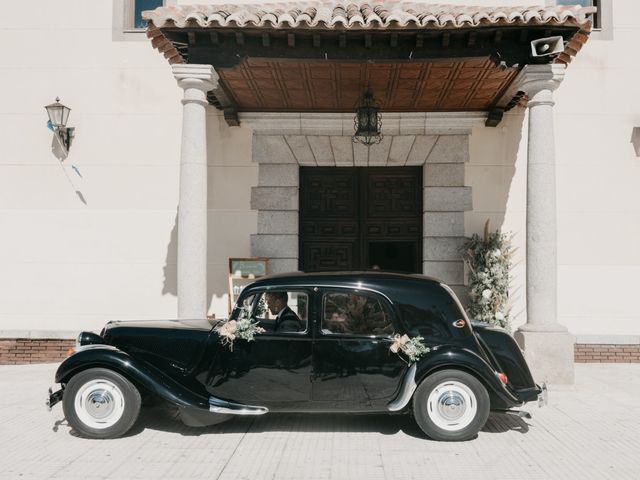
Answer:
[215,318,265,351]
[390,334,430,363]
[462,219,514,330]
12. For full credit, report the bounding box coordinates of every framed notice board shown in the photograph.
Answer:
[228,258,268,312]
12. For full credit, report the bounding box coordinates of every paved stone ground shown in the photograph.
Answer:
[0,363,639,480]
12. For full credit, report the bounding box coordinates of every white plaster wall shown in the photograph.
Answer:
[467,112,529,330]
[0,0,256,334]
[467,2,640,336]
[0,0,636,339]
[554,1,640,336]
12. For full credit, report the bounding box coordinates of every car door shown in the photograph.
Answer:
[311,288,408,411]
[205,289,313,409]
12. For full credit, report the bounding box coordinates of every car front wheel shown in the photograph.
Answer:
[413,369,490,441]
[62,368,141,439]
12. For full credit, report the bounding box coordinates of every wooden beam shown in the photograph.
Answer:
[467,32,477,47]
[416,34,424,48]
[390,33,398,48]
[223,108,240,127]
[364,33,372,48]
[210,31,219,45]
[187,32,196,46]
[313,34,321,48]
[339,34,346,48]
[442,32,450,47]
[485,107,505,127]
[287,33,295,47]
[493,30,503,44]
[262,32,270,47]
[235,32,244,46]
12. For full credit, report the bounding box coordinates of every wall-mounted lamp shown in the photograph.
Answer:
[353,90,383,147]
[45,97,75,154]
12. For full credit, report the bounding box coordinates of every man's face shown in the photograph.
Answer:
[265,294,282,315]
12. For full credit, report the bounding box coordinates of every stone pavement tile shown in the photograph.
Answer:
[1,363,640,480]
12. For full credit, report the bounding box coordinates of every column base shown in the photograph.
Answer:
[514,329,575,384]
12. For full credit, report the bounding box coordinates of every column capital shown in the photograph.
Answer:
[172,64,219,92]
[516,64,566,107]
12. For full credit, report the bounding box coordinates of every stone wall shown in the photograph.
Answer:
[243,113,480,288]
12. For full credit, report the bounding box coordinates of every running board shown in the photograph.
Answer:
[208,396,268,415]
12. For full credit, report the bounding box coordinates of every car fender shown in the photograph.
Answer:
[54,345,209,410]
[415,346,520,407]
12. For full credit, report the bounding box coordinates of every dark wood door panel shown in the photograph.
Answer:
[300,168,358,218]
[302,242,357,272]
[300,167,422,272]
[365,168,423,219]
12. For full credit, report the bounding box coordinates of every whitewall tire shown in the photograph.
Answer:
[413,369,490,441]
[62,368,141,439]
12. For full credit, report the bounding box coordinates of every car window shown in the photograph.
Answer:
[243,290,308,334]
[322,291,393,336]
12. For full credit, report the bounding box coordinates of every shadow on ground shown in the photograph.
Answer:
[52,403,529,441]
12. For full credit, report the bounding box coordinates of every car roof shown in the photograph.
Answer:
[247,271,444,290]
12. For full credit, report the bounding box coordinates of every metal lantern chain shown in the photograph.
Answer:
[353,90,383,146]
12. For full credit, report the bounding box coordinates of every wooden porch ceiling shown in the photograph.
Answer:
[144,4,595,125]
[217,57,518,113]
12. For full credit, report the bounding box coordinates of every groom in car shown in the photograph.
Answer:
[264,291,303,332]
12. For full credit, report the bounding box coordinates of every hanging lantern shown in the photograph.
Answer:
[353,90,382,146]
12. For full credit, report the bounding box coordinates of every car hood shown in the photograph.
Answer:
[102,319,215,372]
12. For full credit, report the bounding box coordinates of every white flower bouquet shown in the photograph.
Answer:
[462,219,514,329]
[215,318,265,351]
[390,334,430,363]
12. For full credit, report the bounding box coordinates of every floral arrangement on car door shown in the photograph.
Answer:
[215,318,265,351]
[390,334,430,363]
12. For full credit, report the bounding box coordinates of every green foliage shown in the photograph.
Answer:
[462,221,514,329]
[390,334,431,363]
[402,336,430,363]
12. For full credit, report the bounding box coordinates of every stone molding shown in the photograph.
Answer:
[172,64,219,87]
[240,112,487,136]
[251,133,471,168]
[0,330,78,339]
[173,64,219,107]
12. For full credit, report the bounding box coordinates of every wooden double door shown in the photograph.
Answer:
[299,167,423,273]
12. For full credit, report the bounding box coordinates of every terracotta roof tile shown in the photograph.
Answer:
[143,2,595,66]
[143,2,595,30]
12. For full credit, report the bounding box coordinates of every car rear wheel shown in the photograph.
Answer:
[413,369,490,441]
[62,368,141,439]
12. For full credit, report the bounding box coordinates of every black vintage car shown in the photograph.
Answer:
[47,272,546,441]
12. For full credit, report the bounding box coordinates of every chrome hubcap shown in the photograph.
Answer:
[85,390,115,419]
[427,380,477,432]
[437,391,467,421]
[74,379,125,429]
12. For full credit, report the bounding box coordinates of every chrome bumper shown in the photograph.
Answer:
[46,386,63,411]
[537,382,548,407]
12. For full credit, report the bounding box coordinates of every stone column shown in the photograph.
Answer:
[172,64,217,319]
[514,64,574,384]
